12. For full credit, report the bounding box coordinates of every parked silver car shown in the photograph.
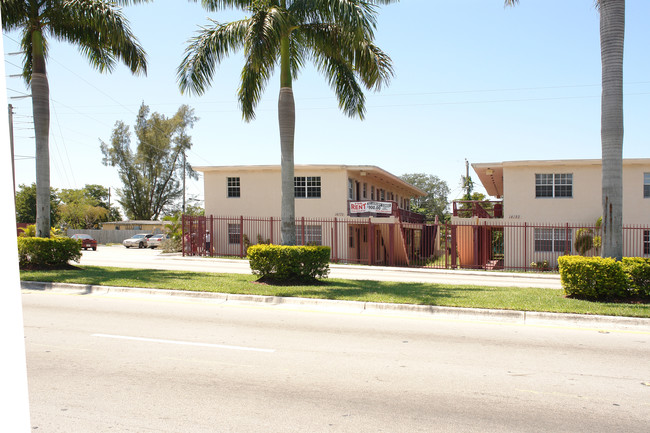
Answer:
[146,234,169,249]
[123,234,153,248]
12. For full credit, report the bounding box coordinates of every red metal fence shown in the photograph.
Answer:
[182,215,440,267]
[182,215,649,272]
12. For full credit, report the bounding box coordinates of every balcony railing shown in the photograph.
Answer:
[453,200,503,219]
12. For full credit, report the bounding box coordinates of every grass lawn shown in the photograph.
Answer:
[20,266,650,318]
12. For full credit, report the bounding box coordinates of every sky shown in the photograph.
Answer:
[3,0,650,212]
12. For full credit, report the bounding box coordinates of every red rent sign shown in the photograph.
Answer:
[349,201,393,214]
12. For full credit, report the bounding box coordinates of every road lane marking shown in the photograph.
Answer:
[92,333,275,353]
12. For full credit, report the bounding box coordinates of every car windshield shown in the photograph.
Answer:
[133,235,145,239]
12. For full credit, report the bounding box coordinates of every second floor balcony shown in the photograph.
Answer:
[453,200,503,219]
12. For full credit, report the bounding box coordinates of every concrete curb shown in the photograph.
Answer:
[21,281,650,333]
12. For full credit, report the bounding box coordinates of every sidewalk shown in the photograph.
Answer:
[21,280,650,333]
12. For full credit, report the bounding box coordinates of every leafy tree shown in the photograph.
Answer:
[177,0,396,245]
[505,0,624,259]
[100,103,198,220]
[1,0,148,237]
[58,185,119,228]
[15,183,59,226]
[399,173,450,221]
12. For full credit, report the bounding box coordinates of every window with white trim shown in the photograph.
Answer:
[535,173,572,198]
[228,224,240,244]
[296,225,322,246]
[644,230,650,255]
[227,177,240,198]
[295,176,321,198]
[534,228,572,253]
[644,173,650,198]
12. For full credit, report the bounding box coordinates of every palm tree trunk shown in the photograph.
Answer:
[278,86,296,246]
[278,28,296,245]
[31,31,51,238]
[600,0,624,260]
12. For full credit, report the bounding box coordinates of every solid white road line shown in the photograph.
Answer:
[92,333,275,353]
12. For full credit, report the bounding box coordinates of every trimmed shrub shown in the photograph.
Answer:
[621,258,650,298]
[17,237,82,270]
[248,244,331,284]
[558,256,628,301]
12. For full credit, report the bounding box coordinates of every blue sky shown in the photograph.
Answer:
[4,0,650,209]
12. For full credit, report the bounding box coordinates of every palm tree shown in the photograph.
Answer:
[1,0,148,237]
[505,0,625,260]
[177,0,396,245]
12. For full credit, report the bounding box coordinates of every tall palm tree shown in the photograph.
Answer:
[178,0,396,245]
[505,0,625,260]
[1,0,148,237]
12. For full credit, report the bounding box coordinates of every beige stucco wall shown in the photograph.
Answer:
[201,165,424,219]
[502,160,650,225]
[203,166,350,218]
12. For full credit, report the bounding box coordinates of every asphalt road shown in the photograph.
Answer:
[23,290,650,432]
[79,245,562,289]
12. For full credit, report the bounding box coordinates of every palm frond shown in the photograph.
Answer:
[303,22,392,90]
[0,0,30,31]
[238,7,287,120]
[315,50,366,119]
[291,0,379,40]
[177,19,249,95]
[193,0,255,13]
[48,0,147,75]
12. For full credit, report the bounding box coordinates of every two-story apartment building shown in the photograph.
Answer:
[451,158,650,269]
[193,165,434,265]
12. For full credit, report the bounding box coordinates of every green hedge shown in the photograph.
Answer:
[621,258,650,298]
[247,244,331,283]
[17,237,82,270]
[558,256,650,301]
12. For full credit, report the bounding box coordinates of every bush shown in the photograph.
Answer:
[248,244,331,284]
[17,237,82,270]
[558,256,628,301]
[621,258,650,298]
[161,237,182,253]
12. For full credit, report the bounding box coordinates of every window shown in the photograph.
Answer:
[644,230,650,255]
[296,225,322,246]
[534,228,572,253]
[295,176,321,198]
[371,186,375,200]
[363,183,368,199]
[227,177,240,198]
[536,173,572,198]
[348,178,354,200]
[644,173,650,198]
[228,224,240,244]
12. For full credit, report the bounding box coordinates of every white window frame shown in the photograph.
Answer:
[644,173,650,198]
[296,225,322,246]
[227,177,240,198]
[535,173,573,198]
[644,230,650,256]
[296,176,321,199]
[534,228,572,253]
[228,224,240,244]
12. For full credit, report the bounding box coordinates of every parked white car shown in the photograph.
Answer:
[146,234,169,249]
[123,234,153,248]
